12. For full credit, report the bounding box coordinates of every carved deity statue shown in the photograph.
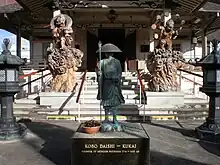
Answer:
[143,14,186,92]
[46,14,83,92]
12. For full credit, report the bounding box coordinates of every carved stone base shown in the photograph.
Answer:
[196,121,220,143]
[0,122,27,141]
[72,122,150,165]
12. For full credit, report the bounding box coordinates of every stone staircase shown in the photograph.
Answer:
[14,72,209,121]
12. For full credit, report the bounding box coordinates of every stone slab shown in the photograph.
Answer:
[145,92,184,107]
[39,92,78,109]
[71,122,150,165]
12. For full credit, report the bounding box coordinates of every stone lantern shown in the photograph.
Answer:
[0,38,26,141]
[195,40,220,142]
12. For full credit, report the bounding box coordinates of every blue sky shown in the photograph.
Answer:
[0,29,12,40]
[0,29,30,58]
[0,29,30,50]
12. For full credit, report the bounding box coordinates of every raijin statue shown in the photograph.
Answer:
[46,14,83,92]
[143,14,186,92]
[96,43,125,132]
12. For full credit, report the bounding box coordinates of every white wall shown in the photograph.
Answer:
[32,42,43,58]
[177,40,203,61]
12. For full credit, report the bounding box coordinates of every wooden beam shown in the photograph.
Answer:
[191,0,209,13]
[204,15,218,33]
[15,0,30,12]
[0,15,30,40]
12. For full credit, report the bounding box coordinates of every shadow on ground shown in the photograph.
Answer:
[150,150,211,165]
[149,121,220,158]
[23,121,75,165]
[18,120,214,165]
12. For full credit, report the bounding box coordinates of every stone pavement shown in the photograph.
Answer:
[0,120,219,165]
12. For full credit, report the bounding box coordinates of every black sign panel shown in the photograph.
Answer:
[72,138,150,165]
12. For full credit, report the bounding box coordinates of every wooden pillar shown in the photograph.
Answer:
[149,29,154,52]
[29,36,33,62]
[16,26,21,57]
[202,30,208,57]
[72,25,76,48]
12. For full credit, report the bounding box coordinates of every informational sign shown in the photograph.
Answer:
[81,142,140,154]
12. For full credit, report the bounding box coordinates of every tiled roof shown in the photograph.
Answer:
[15,0,207,14]
[173,0,205,13]
[199,1,220,11]
[0,2,22,13]
[0,0,17,6]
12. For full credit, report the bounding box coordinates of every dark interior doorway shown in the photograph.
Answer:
[87,31,99,71]
[98,29,125,71]
[86,29,136,72]
[124,30,136,60]
[124,30,137,71]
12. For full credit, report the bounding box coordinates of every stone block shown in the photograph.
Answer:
[39,92,78,109]
[71,122,150,165]
[145,92,184,107]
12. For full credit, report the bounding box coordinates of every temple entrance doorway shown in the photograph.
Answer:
[86,28,136,71]
[98,29,125,71]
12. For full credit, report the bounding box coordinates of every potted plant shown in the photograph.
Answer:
[82,120,101,134]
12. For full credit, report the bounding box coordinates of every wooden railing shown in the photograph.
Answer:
[178,73,203,87]
[137,69,147,122]
[137,69,147,104]
[178,68,203,78]
[19,67,48,79]
[177,68,207,99]
[76,70,87,103]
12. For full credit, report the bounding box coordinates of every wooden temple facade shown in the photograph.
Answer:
[0,0,219,71]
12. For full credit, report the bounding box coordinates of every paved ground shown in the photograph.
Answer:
[0,120,219,165]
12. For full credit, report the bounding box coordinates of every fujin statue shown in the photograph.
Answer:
[96,43,125,132]
[46,14,83,92]
[143,14,186,92]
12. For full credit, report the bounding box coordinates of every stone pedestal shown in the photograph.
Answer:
[71,122,150,165]
[145,92,184,108]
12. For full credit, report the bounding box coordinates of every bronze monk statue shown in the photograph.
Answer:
[96,43,125,132]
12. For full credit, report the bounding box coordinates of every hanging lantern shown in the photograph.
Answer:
[192,36,198,45]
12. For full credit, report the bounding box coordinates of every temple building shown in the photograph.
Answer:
[0,0,220,72]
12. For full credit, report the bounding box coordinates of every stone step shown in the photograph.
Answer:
[43,103,181,110]
[76,76,138,81]
[79,99,141,104]
[184,98,208,104]
[13,103,208,121]
[75,72,134,76]
[15,98,37,104]
[34,109,209,121]
[13,103,37,109]
[78,84,140,89]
